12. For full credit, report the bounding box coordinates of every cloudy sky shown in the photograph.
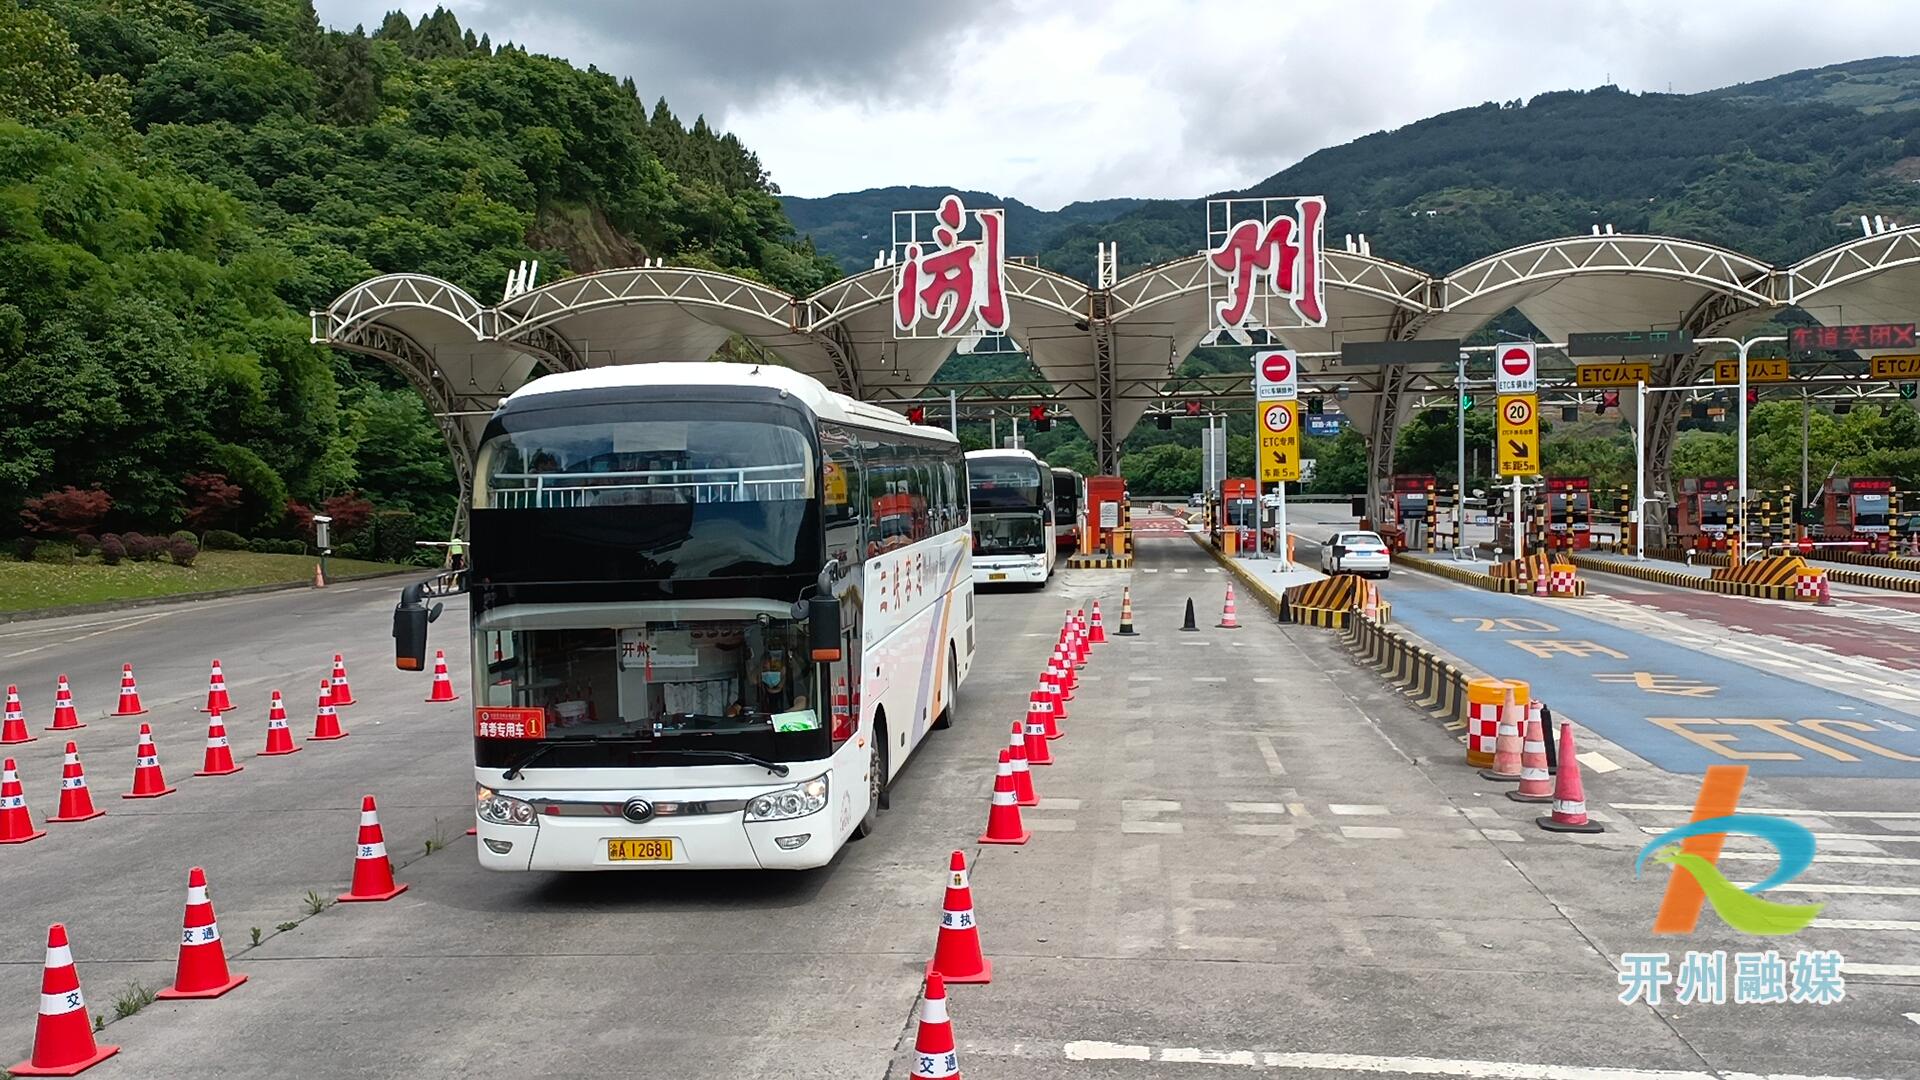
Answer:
[314,0,1915,208]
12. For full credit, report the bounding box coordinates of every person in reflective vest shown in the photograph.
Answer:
[448,536,466,571]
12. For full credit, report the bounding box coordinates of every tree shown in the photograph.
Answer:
[19,486,112,538]
[179,472,241,530]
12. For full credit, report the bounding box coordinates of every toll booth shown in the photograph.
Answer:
[1381,474,1434,553]
[1544,477,1593,551]
[1216,477,1259,553]
[1818,477,1895,553]
[1083,475,1128,557]
[1674,477,1736,552]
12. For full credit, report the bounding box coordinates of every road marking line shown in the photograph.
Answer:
[1252,734,1287,776]
[1577,751,1621,774]
[1121,821,1184,834]
[1328,804,1389,816]
[1036,798,1083,811]
[1228,801,1289,815]
[1205,568,1221,573]
[1459,807,1500,821]
[1060,1043,1830,1078]
[1174,568,1190,573]
[1144,568,1160,573]
[1339,825,1406,840]
[1906,1012,1920,1027]
[1716,851,1920,866]
[1129,675,1163,682]
[1252,677,1278,683]
[1124,799,1182,814]
[1028,818,1078,832]
[1644,827,1920,844]
[1613,804,1920,820]
[3,610,172,659]
[1743,882,1920,896]
[1812,919,1920,932]
[1840,962,1920,978]
[1192,676,1227,682]
[1229,823,1295,837]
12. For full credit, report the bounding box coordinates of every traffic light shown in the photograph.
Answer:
[1596,391,1619,415]
[1745,389,1759,406]
[1028,405,1044,422]
[1834,399,1852,415]
[1461,392,1475,411]
[1155,413,1173,431]
[1560,405,1577,422]
[1307,396,1324,415]
[906,405,926,425]
[1902,383,1917,401]
[1691,401,1709,421]
[1184,400,1202,416]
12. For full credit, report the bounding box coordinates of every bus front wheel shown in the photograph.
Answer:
[932,644,957,730]
[852,722,888,840]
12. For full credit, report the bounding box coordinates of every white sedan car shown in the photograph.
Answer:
[1320,530,1391,578]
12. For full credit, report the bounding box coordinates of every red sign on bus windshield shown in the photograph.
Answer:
[474,707,546,740]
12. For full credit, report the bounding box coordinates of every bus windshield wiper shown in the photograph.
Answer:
[633,748,790,777]
[502,738,790,779]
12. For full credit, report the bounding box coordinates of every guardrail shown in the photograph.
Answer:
[1343,614,1468,728]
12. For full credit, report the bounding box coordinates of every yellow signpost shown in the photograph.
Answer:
[1713,357,1789,384]
[1868,354,1920,380]
[1575,362,1651,388]
[1496,395,1538,476]
[1259,400,1300,483]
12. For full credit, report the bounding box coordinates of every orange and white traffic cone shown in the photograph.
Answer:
[2,684,33,745]
[1508,702,1554,804]
[201,658,233,715]
[312,563,325,589]
[1073,610,1090,663]
[195,715,242,777]
[1007,721,1038,806]
[1,757,46,844]
[329,653,355,706]
[425,650,459,702]
[311,679,346,741]
[47,675,82,732]
[1478,689,1524,783]
[1088,599,1107,643]
[1116,587,1138,636]
[6,924,117,1077]
[908,972,961,1079]
[112,664,146,717]
[155,867,247,1000]
[927,850,991,984]
[1536,722,1604,834]
[124,724,176,799]
[1217,586,1241,629]
[48,742,103,823]
[978,750,1030,845]
[339,795,408,901]
[262,691,300,756]
[1024,695,1054,766]
[1534,560,1548,596]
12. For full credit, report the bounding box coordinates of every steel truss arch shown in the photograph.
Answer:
[1105,250,1433,323]
[803,263,1090,331]
[496,265,799,339]
[312,274,489,342]
[1442,234,1775,311]
[1784,224,1920,305]
[324,322,480,539]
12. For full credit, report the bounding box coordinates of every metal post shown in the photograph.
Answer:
[1277,481,1290,569]
[1511,475,1524,558]
[1737,338,1751,537]
[948,390,958,436]
[1456,351,1467,552]
[1800,391,1810,527]
[990,414,997,449]
[1634,379,1646,561]
[1251,397,1264,561]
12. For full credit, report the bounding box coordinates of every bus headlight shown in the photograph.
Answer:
[745,775,829,822]
[476,784,536,826]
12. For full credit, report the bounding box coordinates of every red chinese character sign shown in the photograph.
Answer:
[892,195,1010,339]
[1206,196,1328,332]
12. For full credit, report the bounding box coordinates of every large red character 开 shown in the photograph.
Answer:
[893,195,1010,336]
[1207,196,1326,330]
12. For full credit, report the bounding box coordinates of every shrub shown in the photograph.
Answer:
[19,487,111,538]
[74,533,99,556]
[98,536,126,565]
[31,541,76,565]
[247,537,304,555]
[170,530,198,545]
[203,529,246,551]
[167,538,199,568]
[121,532,163,562]
[13,536,38,561]
[180,472,242,531]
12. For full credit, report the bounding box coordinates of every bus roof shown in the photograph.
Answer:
[966,448,1046,465]
[503,363,954,443]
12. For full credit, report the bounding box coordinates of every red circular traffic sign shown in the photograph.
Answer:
[1798,537,1813,556]
[1502,398,1532,424]
[1500,346,1533,377]
[1263,403,1294,432]
[1260,352,1293,385]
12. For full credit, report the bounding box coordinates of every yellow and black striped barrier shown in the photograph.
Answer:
[1567,553,1819,602]
[1342,614,1468,728]
[1194,536,1389,629]
[1396,553,1588,598]
[1654,546,1920,595]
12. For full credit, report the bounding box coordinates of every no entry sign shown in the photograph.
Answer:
[1253,349,1299,401]
[1495,342,1537,396]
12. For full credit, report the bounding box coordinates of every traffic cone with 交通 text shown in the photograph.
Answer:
[47,675,81,732]
[113,664,146,716]
[339,794,408,901]
[1478,689,1524,782]
[201,659,233,715]
[124,724,176,799]
[1507,702,1554,803]
[909,972,961,1079]
[927,850,991,984]
[1,757,46,844]
[978,750,1030,845]
[195,715,242,777]
[329,653,355,706]
[6,924,117,1077]
[262,691,300,756]
[2,685,33,745]
[425,650,459,702]
[49,742,103,823]
[1023,697,1054,766]
[1007,721,1038,805]
[311,679,346,741]
[1088,599,1107,643]
[156,867,247,999]
[1116,587,1138,635]
[1536,721,1605,834]
[1217,586,1240,628]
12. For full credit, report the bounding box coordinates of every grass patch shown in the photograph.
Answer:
[302,890,330,916]
[112,980,157,1020]
[0,550,413,613]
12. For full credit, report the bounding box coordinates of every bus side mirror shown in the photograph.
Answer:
[809,595,842,662]
[393,582,437,670]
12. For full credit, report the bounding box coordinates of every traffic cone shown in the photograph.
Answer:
[339,795,408,901]
[1534,560,1548,596]
[1043,657,1069,721]
[1,757,46,844]
[1056,644,1076,701]
[123,724,176,799]
[1181,597,1198,631]
[2,684,33,745]
[927,850,991,984]
[262,691,300,756]
[195,715,242,777]
[311,679,346,741]
[1038,672,1063,739]
[155,867,247,1000]
[1217,586,1241,628]
[1508,703,1554,804]
[1023,699,1054,766]
[329,653,355,706]
[1007,721,1038,806]
[1088,599,1107,643]
[1536,722,1605,834]
[1478,689,1524,782]
[1073,610,1090,663]
[909,972,961,1079]
[201,658,233,715]
[313,563,325,588]
[1117,587,1138,636]
[425,650,459,702]
[978,750,1030,845]
[47,675,82,732]
[48,742,103,823]
[6,925,117,1077]
[112,664,146,717]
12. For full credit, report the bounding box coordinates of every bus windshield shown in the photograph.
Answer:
[1052,472,1080,521]
[975,513,1047,554]
[1854,494,1890,529]
[968,458,1043,510]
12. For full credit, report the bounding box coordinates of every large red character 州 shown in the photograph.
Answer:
[1207,196,1326,330]
[893,195,1010,336]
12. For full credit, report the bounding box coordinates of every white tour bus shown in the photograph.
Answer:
[1050,467,1084,554]
[966,448,1056,585]
[395,363,976,871]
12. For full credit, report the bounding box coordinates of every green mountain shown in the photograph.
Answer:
[1703,55,1920,113]
[781,186,1146,276]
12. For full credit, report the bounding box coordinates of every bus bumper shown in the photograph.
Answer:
[972,557,1046,585]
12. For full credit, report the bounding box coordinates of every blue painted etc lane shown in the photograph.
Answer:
[1381,574,1920,779]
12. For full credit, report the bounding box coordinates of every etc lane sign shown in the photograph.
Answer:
[1253,349,1299,402]
[1495,342,1537,396]
[1713,358,1790,384]
[1577,362,1652,388]
[1868,354,1920,380]
[1260,400,1300,483]
[1497,395,1538,476]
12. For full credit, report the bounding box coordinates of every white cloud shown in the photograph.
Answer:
[312,0,1915,207]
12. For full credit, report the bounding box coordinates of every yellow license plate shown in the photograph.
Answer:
[606,838,673,861]
[989,572,1007,581]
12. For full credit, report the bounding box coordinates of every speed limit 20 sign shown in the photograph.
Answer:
[1496,393,1538,477]
[1259,400,1299,482]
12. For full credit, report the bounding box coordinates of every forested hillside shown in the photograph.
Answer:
[0,0,834,558]
[782,185,1145,276]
